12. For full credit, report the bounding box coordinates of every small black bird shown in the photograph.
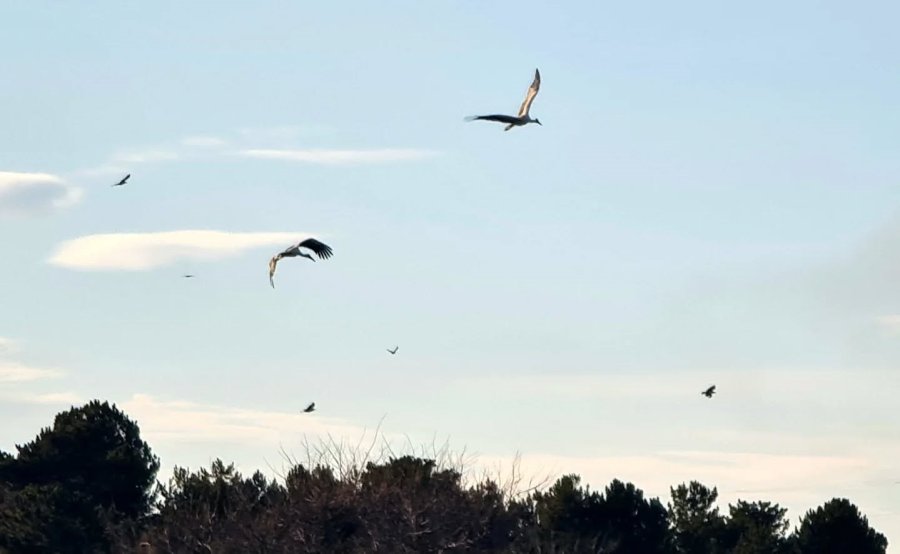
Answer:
[111,174,131,187]
[387,346,398,355]
[701,385,716,398]
[182,274,195,278]
[302,402,315,413]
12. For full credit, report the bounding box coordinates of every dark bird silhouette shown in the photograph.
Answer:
[182,274,194,278]
[387,346,398,355]
[303,402,315,413]
[268,238,333,288]
[111,174,131,187]
[701,385,716,398]
[467,69,542,131]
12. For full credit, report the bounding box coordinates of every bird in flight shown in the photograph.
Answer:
[701,385,716,398]
[467,68,542,131]
[182,274,195,278]
[387,346,398,355]
[268,238,333,288]
[302,402,315,413]
[111,174,131,187]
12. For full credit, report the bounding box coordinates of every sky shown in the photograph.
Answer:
[2,0,900,545]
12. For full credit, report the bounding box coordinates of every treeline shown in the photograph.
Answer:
[0,401,889,553]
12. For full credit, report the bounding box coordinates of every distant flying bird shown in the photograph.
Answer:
[467,69,542,131]
[303,402,315,413]
[387,346,398,355]
[182,274,194,278]
[268,238,333,288]
[701,385,716,398]
[111,174,131,187]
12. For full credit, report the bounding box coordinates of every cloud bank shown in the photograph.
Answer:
[0,172,82,217]
[48,230,314,271]
[238,148,434,165]
[123,394,373,444]
[0,361,62,383]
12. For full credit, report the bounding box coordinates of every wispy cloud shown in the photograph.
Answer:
[0,171,82,217]
[0,390,82,405]
[0,361,62,383]
[47,230,315,271]
[238,148,435,165]
[476,448,892,511]
[122,394,370,444]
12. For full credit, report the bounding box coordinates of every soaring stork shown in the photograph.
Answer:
[111,174,131,187]
[302,402,315,413]
[268,238,333,288]
[701,385,716,398]
[387,346,398,355]
[467,69,542,131]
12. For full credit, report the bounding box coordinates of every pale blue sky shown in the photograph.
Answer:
[2,0,899,544]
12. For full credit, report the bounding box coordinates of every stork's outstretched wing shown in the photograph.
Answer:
[517,69,541,117]
[466,114,521,125]
[296,238,333,260]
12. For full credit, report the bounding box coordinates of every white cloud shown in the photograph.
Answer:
[122,394,371,445]
[47,230,316,271]
[0,391,82,405]
[0,171,82,217]
[0,361,62,383]
[480,450,873,498]
[180,136,228,148]
[238,148,435,165]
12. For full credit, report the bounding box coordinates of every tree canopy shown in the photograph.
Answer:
[0,402,890,553]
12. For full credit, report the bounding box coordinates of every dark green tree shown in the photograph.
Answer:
[668,481,727,554]
[597,479,672,554]
[3,400,159,518]
[532,476,672,553]
[0,400,159,553]
[794,498,888,554]
[725,500,790,554]
[532,474,602,550]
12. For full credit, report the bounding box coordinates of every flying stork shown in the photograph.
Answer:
[387,346,398,355]
[111,174,131,187]
[268,238,333,288]
[701,385,716,398]
[467,69,542,131]
[303,402,315,413]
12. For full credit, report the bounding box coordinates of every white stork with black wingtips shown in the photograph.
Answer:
[467,69,542,131]
[268,237,333,288]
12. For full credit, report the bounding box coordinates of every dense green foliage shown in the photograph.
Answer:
[0,401,159,553]
[0,402,890,553]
